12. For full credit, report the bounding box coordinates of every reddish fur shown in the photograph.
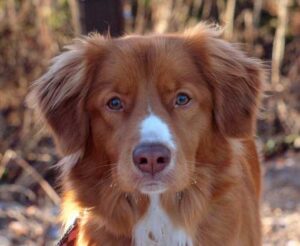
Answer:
[29,24,264,245]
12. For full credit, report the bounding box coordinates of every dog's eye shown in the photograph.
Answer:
[175,93,191,106]
[107,97,123,111]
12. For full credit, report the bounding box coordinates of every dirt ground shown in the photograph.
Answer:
[262,151,300,245]
[1,152,300,246]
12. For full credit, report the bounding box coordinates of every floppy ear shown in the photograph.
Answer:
[185,24,264,138]
[28,35,106,154]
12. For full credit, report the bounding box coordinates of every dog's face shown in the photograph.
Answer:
[85,36,213,194]
[30,25,262,211]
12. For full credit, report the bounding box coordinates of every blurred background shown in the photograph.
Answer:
[0,0,299,245]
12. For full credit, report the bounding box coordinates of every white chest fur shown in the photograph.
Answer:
[133,195,193,246]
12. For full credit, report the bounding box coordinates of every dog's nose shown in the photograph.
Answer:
[133,143,171,175]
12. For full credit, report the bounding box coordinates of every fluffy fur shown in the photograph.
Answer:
[29,24,264,245]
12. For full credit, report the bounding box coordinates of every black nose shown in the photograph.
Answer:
[133,143,171,175]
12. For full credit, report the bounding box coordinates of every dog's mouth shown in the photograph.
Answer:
[134,167,175,194]
[138,179,168,194]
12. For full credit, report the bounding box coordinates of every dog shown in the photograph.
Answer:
[29,24,263,245]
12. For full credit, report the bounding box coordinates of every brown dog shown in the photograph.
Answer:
[29,24,263,245]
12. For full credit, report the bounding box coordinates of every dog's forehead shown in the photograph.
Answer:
[109,36,186,69]
[112,35,182,53]
[96,35,199,93]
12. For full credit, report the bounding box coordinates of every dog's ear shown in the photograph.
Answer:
[185,24,264,138]
[28,35,106,155]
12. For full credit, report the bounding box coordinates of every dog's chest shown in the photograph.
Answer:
[133,195,193,246]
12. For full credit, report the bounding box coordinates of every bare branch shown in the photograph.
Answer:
[1,150,61,205]
[271,0,288,88]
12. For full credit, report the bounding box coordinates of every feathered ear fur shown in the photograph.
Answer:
[185,24,264,138]
[28,35,107,155]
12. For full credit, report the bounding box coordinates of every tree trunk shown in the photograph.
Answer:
[77,0,124,37]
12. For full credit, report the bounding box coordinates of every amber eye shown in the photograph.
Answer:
[107,97,123,111]
[175,93,191,106]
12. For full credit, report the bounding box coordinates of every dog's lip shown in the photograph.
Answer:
[136,172,168,182]
[138,176,166,185]
[139,180,167,194]
[142,180,163,186]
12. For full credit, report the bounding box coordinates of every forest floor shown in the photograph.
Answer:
[0,151,299,245]
[262,151,300,245]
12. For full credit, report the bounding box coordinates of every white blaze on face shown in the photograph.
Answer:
[139,114,176,150]
[137,114,176,194]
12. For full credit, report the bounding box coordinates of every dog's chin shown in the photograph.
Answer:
[139,181,168,194]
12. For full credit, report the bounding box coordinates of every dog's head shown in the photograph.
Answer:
[29,24,263,215]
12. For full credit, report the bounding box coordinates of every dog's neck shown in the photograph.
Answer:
[70,193,194,246]
[133,194,193,246]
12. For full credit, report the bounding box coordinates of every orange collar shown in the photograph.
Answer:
[57,219,79,246]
